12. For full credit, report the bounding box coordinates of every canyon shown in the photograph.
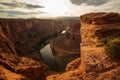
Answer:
[46,12,120,80]
[50,22,80,56]
[0,19,78,55]
[0,12,120,80]
[0,18,79,80]
[39,22,80,72]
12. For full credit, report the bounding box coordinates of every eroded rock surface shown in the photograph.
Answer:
[0,53,46,80]
[0,19,62,80]
[50,22,80,56]
[66,58,81,71]
[0,66,28,80]
[0,19,67,56]
[46,12,120,80]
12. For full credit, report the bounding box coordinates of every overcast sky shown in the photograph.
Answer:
[0,0,120,18]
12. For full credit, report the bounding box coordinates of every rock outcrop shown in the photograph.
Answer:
[0,19,68,55]
[0,18,72,80]
[0,26,47,79]
[65,58,81,71]
[46,12,120,80]
[0,25,16,54]
[80,12,120,46]
[50,22,80,56]
[0,18,80,80]
[0,52,46,80]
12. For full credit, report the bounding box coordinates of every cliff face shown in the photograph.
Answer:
[0,18,78,80]
[0,19,68,55]
[0,53,46,80]
[80,12,120,80]
[80,13,120,46]
[50,22,80,56]
[0,25,16,54]
[46,12,120,80]
[0,19,52,80]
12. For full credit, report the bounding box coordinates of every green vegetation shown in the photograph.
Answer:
[95,38,108,47]
[105,38,120,58]
[96,37,120,58]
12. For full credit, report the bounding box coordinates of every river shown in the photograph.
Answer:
[40,44,79,71]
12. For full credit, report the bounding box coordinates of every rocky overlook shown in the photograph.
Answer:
[0,18,79,80]
[0,12,120,80]
[46,12,120,80]
[80,12,120,46]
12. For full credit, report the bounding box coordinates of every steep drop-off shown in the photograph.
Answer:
[46,12,120,80]
[0,18,79,80]
[50,22,80,56]
[0,19,67,55]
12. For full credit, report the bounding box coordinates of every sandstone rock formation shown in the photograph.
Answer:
[0,50,47,80]
[0,18,79,80]
[0,19,63,80]
[46,12,120,80]
[80,12,120,46]
[0,66,28,80]
[0,25,16,54]
[50,22,80,56]
[0,19,67,56]
[65,58,81,71]
[0,25,47,79]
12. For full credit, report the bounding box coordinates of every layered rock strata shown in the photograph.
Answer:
[50,22,80,56]
[0,52,46,80]
[0,19,67,80]
[0,18,80,80]
[0,27,47,80]
[0,19,67,55]
[46,12,120,80]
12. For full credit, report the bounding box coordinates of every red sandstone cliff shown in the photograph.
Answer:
[0,52,46,80]
[0,19,51,80]
[0,19,66,55]
[46,12,120,80]
[50,22,80,56]
[0,19,79,55]
[0,18,79,80]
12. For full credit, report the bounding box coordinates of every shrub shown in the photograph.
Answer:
[99,38,108,44]
[95,42,105,47]
[105,38,120,58]
[95,38,108,47]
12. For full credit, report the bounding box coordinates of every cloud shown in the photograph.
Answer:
[70,0,110,6]
[3,10,45,15]
[0,0,46,18]
[97,1,120,12]
[0,8,7,13]
[0,2,44,9]
[26,4,44,8]
[7,11,29,15]
[0,10,46,18]
[0,7,3,9]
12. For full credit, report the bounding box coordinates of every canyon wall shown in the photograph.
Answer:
[50,22,80,56]
[46,12,120,80]
[0,19,77,55]
[0,18,79,80]
[0,19,61,80]
[80,12,120,46]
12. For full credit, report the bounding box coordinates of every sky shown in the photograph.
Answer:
[0,0,120,18]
